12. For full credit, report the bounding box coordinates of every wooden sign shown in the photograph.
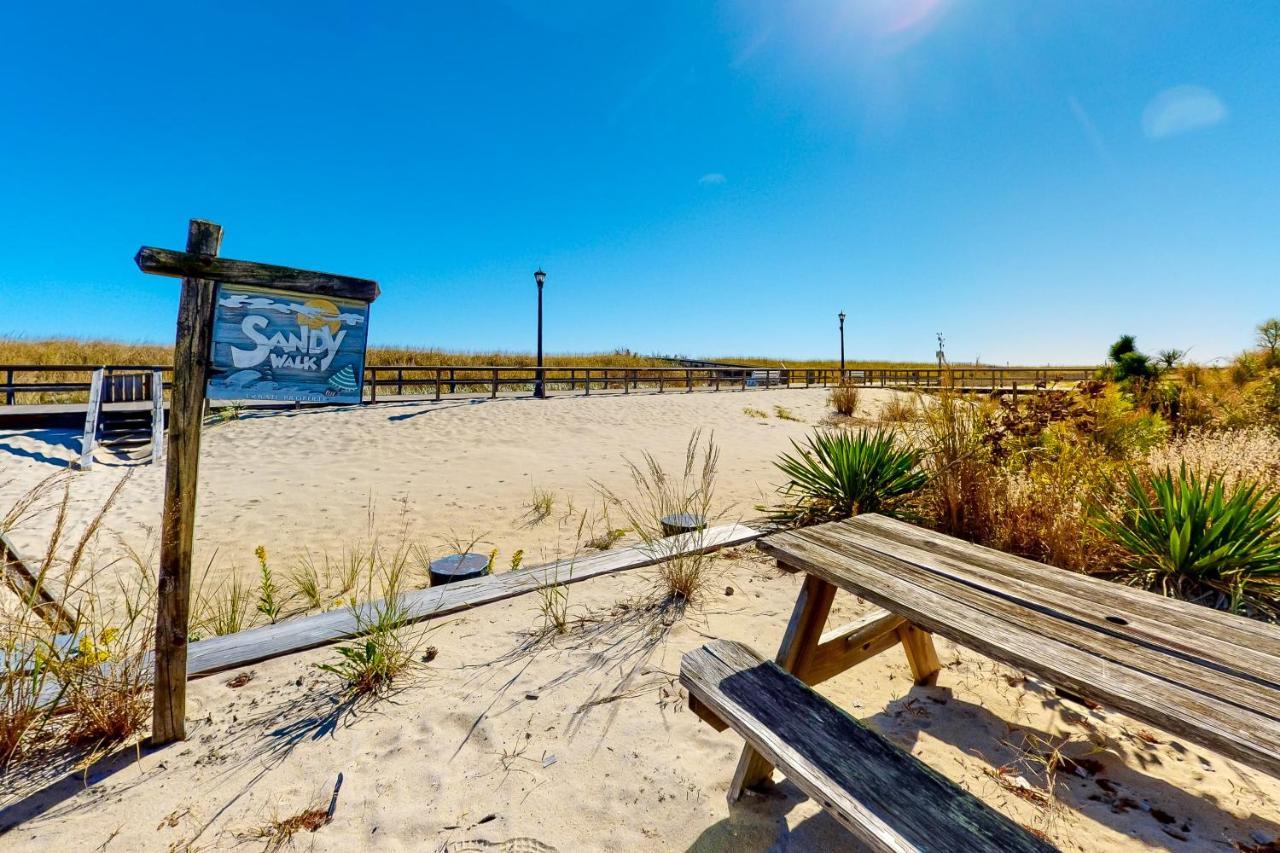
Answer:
[135,220,379,745]
[208,284,370,404]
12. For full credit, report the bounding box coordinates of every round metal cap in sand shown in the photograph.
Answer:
[429,552,490,586]
[660,513,707,537]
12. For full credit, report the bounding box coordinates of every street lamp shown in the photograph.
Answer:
[534,269,547,398]
[838,311,846,382]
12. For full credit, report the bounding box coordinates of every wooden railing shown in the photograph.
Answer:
[0,364,1098,407]
[1,364,173,406]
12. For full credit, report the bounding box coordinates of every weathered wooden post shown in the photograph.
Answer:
[135,219,378,744]
[150,219,221,744]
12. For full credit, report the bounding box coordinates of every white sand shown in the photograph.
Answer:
[2,556,1277,851]
[2,388,1278,851]
[1,388,872,603]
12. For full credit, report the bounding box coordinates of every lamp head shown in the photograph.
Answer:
[534,268,546,286]
[838,311,846,323]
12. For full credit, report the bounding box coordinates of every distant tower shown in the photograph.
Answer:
[935,332,946,369]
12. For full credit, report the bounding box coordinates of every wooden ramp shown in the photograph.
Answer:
[75,369,165,469]
[35,523,759,704]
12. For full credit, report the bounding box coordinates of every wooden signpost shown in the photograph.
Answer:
[137,219,379,744]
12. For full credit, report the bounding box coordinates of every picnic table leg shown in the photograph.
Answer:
[728,572,836,803]
[897,622,941,686]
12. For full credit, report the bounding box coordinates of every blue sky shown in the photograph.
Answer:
[1,1,1276,364]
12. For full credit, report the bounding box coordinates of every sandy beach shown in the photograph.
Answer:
[1,387,882,607]
[2,550,1278,851]
[2,388,1279,851]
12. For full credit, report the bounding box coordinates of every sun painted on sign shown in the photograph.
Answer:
[208,283,370,404]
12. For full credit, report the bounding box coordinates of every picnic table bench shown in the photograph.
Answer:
[681,513,1280,851]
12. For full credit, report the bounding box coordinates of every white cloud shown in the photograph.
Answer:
[698,173,726,185]
[1142,86,1227,140]
[1068,96,1114,165]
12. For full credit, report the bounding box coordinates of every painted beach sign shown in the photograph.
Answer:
[208,283,370,404]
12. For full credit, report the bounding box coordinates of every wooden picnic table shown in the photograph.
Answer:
[730,513,1280,800]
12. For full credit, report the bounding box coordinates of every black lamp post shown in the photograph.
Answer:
[838,311,846,381]
[534,268,547,398]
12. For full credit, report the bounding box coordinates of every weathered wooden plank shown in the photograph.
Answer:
[758,529,1280,778]
[896,623,942,686]
[682,640,1053,853]
[798,524,1280,715]
[836,519,1280,688]
[687,694,729,732]
[76,368,104,470]
[35,523,760,708]
[135,246,380,302]
[188,523,759,675]
[804,608,905,685]
[150,369,165,466]
[1,531,74,633]
[808,522,1280,706]
[729,574,836,800]
[152,219,223,745]
[854,514,1280,661]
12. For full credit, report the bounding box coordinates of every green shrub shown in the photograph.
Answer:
[1092,389,1169,458]
[1108,335,1156,383]
[770,429,928,526]
[1096,465,1280,619]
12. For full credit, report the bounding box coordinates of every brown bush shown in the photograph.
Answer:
[828,384,860,417]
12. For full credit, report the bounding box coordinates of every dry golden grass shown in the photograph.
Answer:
[236,803,330,850]
[878,393,921,423]
[0,471,152,764]
[595,431,720,605]
[828,384,860,417]
[1146,427,1280,494]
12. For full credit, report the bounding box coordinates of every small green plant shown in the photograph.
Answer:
[770,428,928,526]
[485,548,498,573]
[1096,465,1280,618]
[211,403,246,425]
[315,564,429,698]
[509,549,524,571]
[1257,317,1280,367]
[1156,349,1186,371]
[586,528,628,550]
[1107,334,1157,383]
[254,545,282,624]
[596,431,720,604]
[536,577,571,635]
[525,488,556,525]
[199,576,250,636]
[335,545,370,595]
[743,407,769,419]
[288,553,325,611]
[773,405,802,422]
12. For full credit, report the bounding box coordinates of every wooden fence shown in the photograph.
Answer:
[0,364,1098,408]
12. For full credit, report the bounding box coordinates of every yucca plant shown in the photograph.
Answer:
[1096,465,1280,619]
[769,428,928,526]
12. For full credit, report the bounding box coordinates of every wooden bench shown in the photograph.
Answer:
[682,640,1052,852]
[684,513,1280,846]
